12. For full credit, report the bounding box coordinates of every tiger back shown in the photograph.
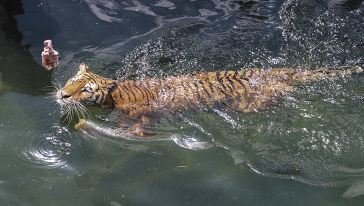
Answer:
[111,68,302,114]
[110,66,363,115]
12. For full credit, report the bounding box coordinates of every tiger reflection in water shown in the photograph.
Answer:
[56,63,362,136]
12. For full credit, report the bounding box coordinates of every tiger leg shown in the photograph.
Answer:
[231,92,270,112]
[75,118,87,130]
[129,114,156,137]
[231,100,254,112]
[125,105,156,137]
[230,91,256,112]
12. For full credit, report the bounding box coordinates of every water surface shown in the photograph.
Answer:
[0,0,363,205]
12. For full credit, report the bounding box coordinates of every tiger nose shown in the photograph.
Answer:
[57,91,71,99]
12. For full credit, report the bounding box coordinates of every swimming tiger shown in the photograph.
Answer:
[56,63,363,136]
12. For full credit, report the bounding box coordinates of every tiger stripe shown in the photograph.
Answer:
[192,80,202,102]
[199,79,213,99]
[58,65,363,119]
[121,85,132,102]
[134,84,146,100]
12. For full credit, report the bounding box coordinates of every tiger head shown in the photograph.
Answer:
[56,63,116,108]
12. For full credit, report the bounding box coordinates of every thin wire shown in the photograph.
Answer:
[44,0,52,38]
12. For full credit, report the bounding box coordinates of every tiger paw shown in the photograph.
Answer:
[129,123,155,137]
[130,123,145,137]
[75,119,87,130]
[131,128,146,137]
[130,129,156,137]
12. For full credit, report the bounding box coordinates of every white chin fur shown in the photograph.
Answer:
[56,98,67,106]
[56,97,77,106]
[56,90,63,99]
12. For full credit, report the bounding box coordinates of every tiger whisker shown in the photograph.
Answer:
[74,104,82,120]
[61,104,75,125]
[78,103,91,117]
[59,100,90,125]
[48,81,63,101]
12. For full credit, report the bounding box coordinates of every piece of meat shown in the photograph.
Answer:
[41,40,59,70]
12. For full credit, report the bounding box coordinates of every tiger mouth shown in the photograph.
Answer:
[56,98,64,105]
[56,91,76,106]
[56,97,82,107]
[56,98,73,106]
[55,92,89,121]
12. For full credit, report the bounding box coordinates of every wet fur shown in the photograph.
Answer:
[56,64,362,136]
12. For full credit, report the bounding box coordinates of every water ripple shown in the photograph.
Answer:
[21,126,73,169]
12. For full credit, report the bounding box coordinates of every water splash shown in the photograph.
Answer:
[279,0,364,66]
[171,134,214,150]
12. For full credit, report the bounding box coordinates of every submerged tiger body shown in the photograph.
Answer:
[56,64,362,136]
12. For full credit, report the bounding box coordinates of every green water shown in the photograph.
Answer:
[1,0,364,205]
[0,88,363,205]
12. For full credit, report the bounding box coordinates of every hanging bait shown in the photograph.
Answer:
[41,39,59,70]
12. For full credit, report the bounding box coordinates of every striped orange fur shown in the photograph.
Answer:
[57,64,362,136]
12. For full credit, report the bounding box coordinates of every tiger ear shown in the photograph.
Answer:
[79,63,89,73]
[106,80,117,93]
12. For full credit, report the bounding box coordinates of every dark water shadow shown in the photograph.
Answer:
[0,0,51,96]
